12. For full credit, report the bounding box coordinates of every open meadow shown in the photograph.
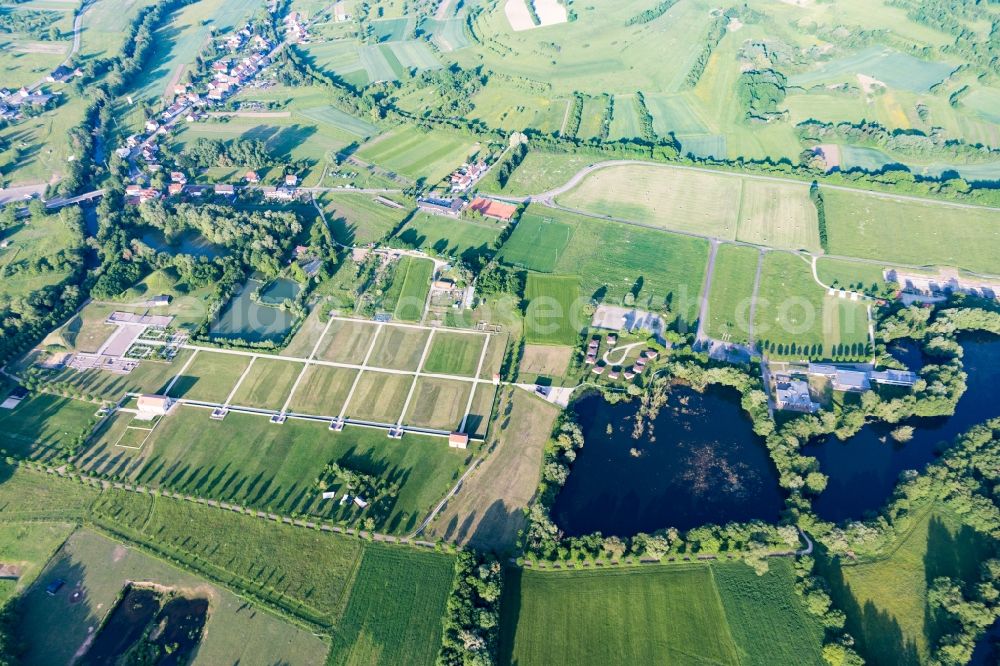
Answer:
[498,560,825,666]
[0,393,95,461]
[393,212,504,265]
[0,521,75,605]
[356,125,478,184]
[319,191,414,245]
[523,274,582,346]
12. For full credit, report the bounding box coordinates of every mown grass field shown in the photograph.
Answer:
[558,164,742,239]
[735,181,820,251]
[753,252,871,360]
[483,151,593,196]
[229,357,304,410]
[819,509,996,665]
[345,370,412,423]
[316,318,380,363]
[20,526,328,666]
[36,350,191,403]
[79,408,470,534]
[422,331,487,377]
[356,125,477,183]
[524,274,582,346]
[705,244,760,345]
[823,190,1000,275]
[499,212,574,272]
[166,351,252,403]
[368,324,430,371]
[816,257,890,295]
[0,394,96,461]
[0,95,88,186]
[498,560,824,666]
[319,192,413,245]
[287,365,358,415]
[383,255,434,321]
[326,545,455,666]
[393,212,504,264]
[404,377,471,431]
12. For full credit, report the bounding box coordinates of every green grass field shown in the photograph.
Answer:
[393,212,503,264]
[316,319,381,363]
[327,545,455,666]
[166,351,252,403]
[0,91,84,186]
[0,522,75,605]
[753,252,871,360]
[404,377,471,431]
[816,257,890,295]
[319,192,414,245]
[287,365,358,415]
[229,357,304,410]
[483,151,593,196]
[79,408,470,534]
[0,394,96,461]
[356,125,477,183]
[345,370,413,422]
[705,244,761,344]
[368,324,430,371]
[0,462,99,521]
[422,331,487,377]
[820,509,996,665]
[383,255,434,321]
[524,274,582,346]
[499,212,574,272]
[19,526,328,665]
[823,190,1000,275]
[735,181,820,252]
[499,560,824,666]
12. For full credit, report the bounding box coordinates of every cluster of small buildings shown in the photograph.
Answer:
[416,196,518,223]
[0,86,55,122]
[284,11,310,43]
[449,161,488,192]
[585,333,660,382]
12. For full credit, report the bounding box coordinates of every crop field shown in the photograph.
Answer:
[383,255,434,322]
[735,181,820,251]
[369,323,431,370]
[0,522,75,605]
[558,164,742,239]
[287,365,358,415]
[498,561,824,666]
[427,388,558,550]
[705,245,761,344]
[319,192,414,245]
[296,103,379,139]
[0,462,99,522]
[498,212,574,272]
[577,95,610,140]
[644,92,710,137]
[19,527,328,666]
[823,190,1000,274]
[229,357,305,410]
[422,331,487,377]
[0,394,95,461]
[518,344,572,380]
[166,352,253,403]
[393,212,503,264]
[783,93,869,126]
[608,94,642,140]
[80,408,469,534]
[753,252,871,360]
[820,509,995,665]
[327,545,455,666]
[388,39,442,70]
[423,17,471,52]
[356,125,478,183]
[524,274,582,346]
[404,377,471,431]
[302,39,369,86]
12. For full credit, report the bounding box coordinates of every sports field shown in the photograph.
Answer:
[753,252,871,360]
[498,560,824,666]
[705,244,761,344]
[382,255,434,321]
[356,125,478,183]
[19,527,328,666]
[523,274,582,346]
[823,190,1000,275]
[820,509,994,665]
[80,408,469,534]
[498,212,574,272]
[393,212,504,264]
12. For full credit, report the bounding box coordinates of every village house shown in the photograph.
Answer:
[167,183,184,196]
[773,375,819,413]
[215,183,236,196]
[417,197,465,217]
[245,170,261,183]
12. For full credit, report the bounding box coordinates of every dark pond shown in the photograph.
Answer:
[551,385,784,538]
[970,619,1000,666]
[141,228,225,258]
[808,334,1000,522]
[210,279,298,342]
[79,586,208,665]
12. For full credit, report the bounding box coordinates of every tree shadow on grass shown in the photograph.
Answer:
[496,565,523,666]
[817,545,920,666]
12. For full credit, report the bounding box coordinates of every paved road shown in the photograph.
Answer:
[508,158,1000,212]
[0,184,47,206]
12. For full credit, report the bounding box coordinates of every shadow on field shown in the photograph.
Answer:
[496,565,523,666]
[817,546,920,666]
